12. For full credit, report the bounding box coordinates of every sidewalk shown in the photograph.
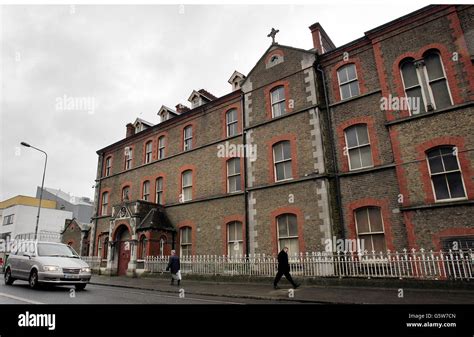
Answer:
[90,275,474,304]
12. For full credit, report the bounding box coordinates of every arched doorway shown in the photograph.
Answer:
[114,225,131,276]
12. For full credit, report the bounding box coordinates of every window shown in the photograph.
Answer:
[344,124,373,170]
[400,51,452,115]
[180,227,192,256]
[101,192,108,216]
[105,157,112,177]
[183,126,193,151]
[277,214,299,256]
[270,86,286,118]
[103,237,109,259]
[145,141,152,164]
[142,181,150,201]
[226,109,238,137]
[181,170,193,202]
[139,235,146,259]
[273,141,293,181]
[337,64,360,100]
[156,177,164,205]
[227,221,243,258]
[159,237,165,257]
[227,158,241,193]
[427,146,466,201]
[355,207,386,252]
[2,214,14,225]
[124,147,133,170]
[158,136,165,160]
[122,186,130,201]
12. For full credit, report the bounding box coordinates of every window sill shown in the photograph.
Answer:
[400,199,474,211]
[338,163,396,177]
[329,89,381,108]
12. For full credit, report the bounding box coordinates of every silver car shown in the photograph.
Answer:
[4,241,91,290]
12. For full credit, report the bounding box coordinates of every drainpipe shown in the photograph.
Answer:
[91,153,104,257]
[241,92,250,257]
[316,63,345,239]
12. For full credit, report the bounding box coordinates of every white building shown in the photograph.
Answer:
[0,195,73,241]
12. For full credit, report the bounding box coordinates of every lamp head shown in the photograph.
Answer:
[20,142,31,147]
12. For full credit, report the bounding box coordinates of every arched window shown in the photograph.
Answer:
[426,146,466,201]
[180,227,192,256]
[158,136,166,159]
[344,124,373,170]
[145,141,153,164]
[276,214,299,256]
[227,221,243,258]
[337,64,359,100]
[354,207,385,252]
[122,186,130,201]
[270,86,286,118]
[226,109,238,137]
[273,141,292,181]
[400,50,452,115]
[142,181,150,201]
[227,158,241,193]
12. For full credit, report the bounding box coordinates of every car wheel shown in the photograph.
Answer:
[4,268,14,285]
[75,284,86,291]
[29,270,39,289]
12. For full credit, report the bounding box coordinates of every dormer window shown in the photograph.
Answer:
[228,71,246,91]
[158,106,178,123]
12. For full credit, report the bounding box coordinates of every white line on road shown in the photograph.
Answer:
[0,292,44,304]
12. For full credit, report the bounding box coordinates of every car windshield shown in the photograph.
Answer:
[37,243,79,258]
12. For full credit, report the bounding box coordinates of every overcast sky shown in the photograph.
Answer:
[0,3,432,202]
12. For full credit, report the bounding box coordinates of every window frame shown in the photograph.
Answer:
[145,141,153,164]
[226,109,238,137]
[270,86,286,118]
[142,180,150,201]
[344,124,374,171]
[122,186,130,201]
[227,158,241,193]
[180,227,192,256]
[101,192,109,216]
[158,136,166,160]
[337,64,360,100]
[156,177,164,205]
[273,141,293,182]
[354,206,386,253]
[124,147,133,170]
[227,221,243,257]
[181,170,193,202]
[276,213,299,255]
[183,125,193,151]
[105,156,112,177]
[426,146,467,202]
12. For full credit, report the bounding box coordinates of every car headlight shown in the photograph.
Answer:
[81,267,91,273]
[43,265,61,272]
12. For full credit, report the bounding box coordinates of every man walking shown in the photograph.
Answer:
[273,247,300,289]
[166,250,181,286]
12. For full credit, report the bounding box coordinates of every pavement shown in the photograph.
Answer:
[90,274,474,304]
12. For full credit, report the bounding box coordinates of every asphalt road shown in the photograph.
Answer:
[0,280,291,305]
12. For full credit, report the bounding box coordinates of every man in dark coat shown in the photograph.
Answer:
[166,250,181,286]
[273,247,300,289]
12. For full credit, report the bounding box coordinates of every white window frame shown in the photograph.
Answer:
[276,214,299,255]
[122,186,130,201]
[124,147,133,170]
[180,227,192,256]
[145,141,153,164]
[426,146,467,203]
[227,221,243,257]
[344,124,374,171]
[158,136,165,160]
[156,177,163,204]
[337,64,359,100]
[270,86,286,118]
[183,126,193,151]
[226,109,238,137]
[273,141,293,182]
[354,207,386,253]
[2,214,14,225]
[422,52,453,110]
[142,181,150,201]
[105,157,112,176]
[227,158,241,193]
[181,170,193,202]
[101,192,108,216]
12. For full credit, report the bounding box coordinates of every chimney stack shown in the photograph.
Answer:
[308,22,335,54]
[126,123,135,138]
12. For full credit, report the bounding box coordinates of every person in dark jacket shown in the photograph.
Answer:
[166,250,181,286]
[273,247,300,289]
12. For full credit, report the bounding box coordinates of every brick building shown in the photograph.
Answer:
[91,5,473,276]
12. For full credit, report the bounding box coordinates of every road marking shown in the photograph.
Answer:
[92,284,245,304]
[0,292,44,304]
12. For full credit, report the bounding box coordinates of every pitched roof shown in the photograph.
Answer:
[137,208,175,232]
[197,89,217,101]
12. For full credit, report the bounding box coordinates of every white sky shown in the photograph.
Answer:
[0,3,433,201]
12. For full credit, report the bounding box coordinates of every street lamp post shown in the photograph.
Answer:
[20,142,48,241]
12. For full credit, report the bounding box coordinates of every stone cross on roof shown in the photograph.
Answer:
[267,28,279,44]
